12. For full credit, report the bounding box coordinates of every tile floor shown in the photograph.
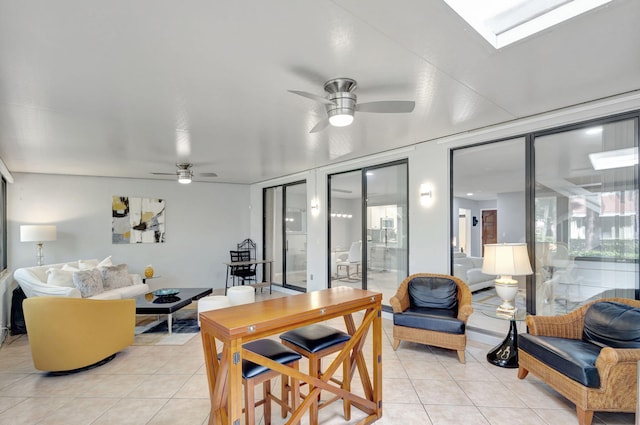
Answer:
[0,292,635,425]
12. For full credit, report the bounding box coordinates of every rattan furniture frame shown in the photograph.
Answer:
[389,273,473,363]
[518,297,640,425]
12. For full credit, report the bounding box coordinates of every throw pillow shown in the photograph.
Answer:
[46,268,75,288]
[61,264,80,272]
[78,259,99,270]
[72,269,104,298]
[100,263,131,290]
[97,255,113,268]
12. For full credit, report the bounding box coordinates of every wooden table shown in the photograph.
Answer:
[223,259,273,294]
[200,286,383,425]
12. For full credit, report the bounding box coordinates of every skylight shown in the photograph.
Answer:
[443,0,612,49]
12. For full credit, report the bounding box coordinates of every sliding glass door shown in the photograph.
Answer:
[264,181,307,291]
[329,160,408,306]
[534,117,639,315]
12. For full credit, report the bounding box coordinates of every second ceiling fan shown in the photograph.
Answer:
[289,77,415,133]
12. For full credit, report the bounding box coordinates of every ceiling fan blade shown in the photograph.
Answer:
[150,172,176,176]
[288,90,336,106]
[355,100,415,113]
[310,118,330,133]
[198,172,218,178]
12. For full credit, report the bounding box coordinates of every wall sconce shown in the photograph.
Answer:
[420,183,433,207]
[310,198,320,216]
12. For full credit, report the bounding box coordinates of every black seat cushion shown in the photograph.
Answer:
[241,339,302,379]
[408,277,458,312]
[519,334,602,388]
[280,324,350,353]
[583,301,640,349]
[394,306,464,334]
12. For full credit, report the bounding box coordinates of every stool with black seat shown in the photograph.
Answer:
[280,324,352,423]
[241,339,302,425]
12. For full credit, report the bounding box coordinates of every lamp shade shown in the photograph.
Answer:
[482,243,532,276]
[20,225,57,242]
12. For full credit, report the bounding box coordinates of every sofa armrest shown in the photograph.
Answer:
[595,347,640,392]
[14,268,81,298]
[452,264,467,282]
[525,309,585,339]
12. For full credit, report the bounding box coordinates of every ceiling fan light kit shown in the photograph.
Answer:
[290,77,415,133]
[177,163,193,184]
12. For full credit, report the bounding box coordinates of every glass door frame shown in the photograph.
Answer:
[327,159,409,299]
[450,110,640,316]
[262,179,307,292]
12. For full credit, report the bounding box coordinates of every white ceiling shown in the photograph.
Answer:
[0,0,638,185]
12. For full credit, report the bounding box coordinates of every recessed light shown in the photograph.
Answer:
[467,192,474,196]
[585,126,603,135]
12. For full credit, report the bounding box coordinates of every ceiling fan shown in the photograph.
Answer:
[151,163,218,184]
[289,77,415,133]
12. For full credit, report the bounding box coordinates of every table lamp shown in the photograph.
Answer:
[482,243,532,316]
[20,225,57,266]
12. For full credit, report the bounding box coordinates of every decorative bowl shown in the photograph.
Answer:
[153,288,180,297]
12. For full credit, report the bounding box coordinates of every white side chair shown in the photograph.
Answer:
[197,295,231,326]
[336,241,362,280]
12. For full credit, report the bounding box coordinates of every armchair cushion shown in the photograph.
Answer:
[582,301,640,349]
[408,276,458,311]
[519,334,602,388]
[394,307,464,334]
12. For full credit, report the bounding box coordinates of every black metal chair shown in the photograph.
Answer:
[229,250,257,286]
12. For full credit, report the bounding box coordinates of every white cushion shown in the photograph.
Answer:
[72,269,104,298]
[46,268,75,288]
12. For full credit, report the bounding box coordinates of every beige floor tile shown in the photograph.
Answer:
[503,379,573,410]
[413,379,473,406]
[424,404,490,425]
[0,396,26,414]
[457,380,526,408]
[36,397,119,425]
[92,398,168,425]
[477,406,547,425]
[0,396,74,425]
[443,361,498,381]
[377,403,432,425]
[146,398,211,425]
[173,373,210,399]
[404,359,452,380]
[129,373,192,398]
[382,377,421,404]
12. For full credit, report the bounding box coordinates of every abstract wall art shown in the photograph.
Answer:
[112,196,166,244]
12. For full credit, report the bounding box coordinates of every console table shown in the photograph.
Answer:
[199,286,383,425]
[223,258,273,294]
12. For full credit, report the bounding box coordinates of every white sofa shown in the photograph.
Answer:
[14,258,149,300]
[452,254,496,292]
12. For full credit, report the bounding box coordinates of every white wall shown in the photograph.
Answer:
[9,173,250,291]
[497,191,526,243]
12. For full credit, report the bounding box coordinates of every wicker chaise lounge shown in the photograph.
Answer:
[518,298,640,425]
[390,273,473,363]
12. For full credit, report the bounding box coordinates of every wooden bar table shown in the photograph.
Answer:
[200,286,383,425]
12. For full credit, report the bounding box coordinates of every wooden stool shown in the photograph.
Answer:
[280,324,351,423]
[242,339,301,425]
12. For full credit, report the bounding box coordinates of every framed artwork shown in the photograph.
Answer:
[112,196,166,244]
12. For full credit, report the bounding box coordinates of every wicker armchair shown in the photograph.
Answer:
[389,273,473,363]
[518,298,640,425]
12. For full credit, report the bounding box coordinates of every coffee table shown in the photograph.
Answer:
[135,287,212,335]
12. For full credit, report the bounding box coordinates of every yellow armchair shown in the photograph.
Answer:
[23,297,135,372]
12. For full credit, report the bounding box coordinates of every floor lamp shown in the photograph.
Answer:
[20,225,57,266]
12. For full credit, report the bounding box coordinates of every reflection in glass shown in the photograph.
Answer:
[534,119,639,315]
